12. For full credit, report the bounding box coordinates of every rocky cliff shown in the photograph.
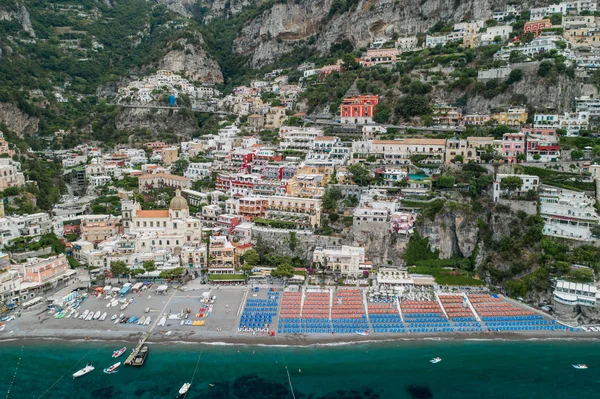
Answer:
[466,62,581,114]
[158,38,224,83]
[0,1,35,37]
[115,107,198,136]
[0,102,39,135]
[232,0,552,67]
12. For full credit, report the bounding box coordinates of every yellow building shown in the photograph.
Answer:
[265,106,287,129]
[162,147,179,167]
[493,107,528,126]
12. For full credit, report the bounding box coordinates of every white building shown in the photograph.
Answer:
[534,112,589,135]
[425,35,449,48]
[494,35,567,61]
[312,245,367,276]
[553,280,598,307]
[184,163,212,181]
[540,188,600,240]
[481,25,514,44]
[493,174,540,200]
[493,5,522,22]
[396,36,418,51]
[279,126,323,151]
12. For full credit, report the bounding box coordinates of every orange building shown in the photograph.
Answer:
[524,19,552,36]
[340,95,379,125]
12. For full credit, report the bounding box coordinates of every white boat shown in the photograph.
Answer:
[0,323,5,332]
[573,364,588,369]
[100,312,108,321]
[111,300,118,307]
[430,357,442,364]
[355,331,370,336]
[158,316,166,327]
[145,307,150,313]
[93,311,102,320]
[103,362,121,374]
[180,320,185,326]
[73,363,94,378]
[179,382,191,396]
[120,303,128,311]
[106,302,111,308]
[80,310,89,320]
[138,316,146,325]
[113,346,127,358]
[111,314,117,321]
[73,312,79,319]
[113,318,120,325]
[86,312,94,321]
[144,317,151,326]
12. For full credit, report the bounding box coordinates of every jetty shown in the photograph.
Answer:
[125,288,177,365]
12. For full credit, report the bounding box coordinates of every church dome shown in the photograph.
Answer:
[169,191,189,211]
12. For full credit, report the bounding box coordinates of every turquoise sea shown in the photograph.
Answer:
[2,339,600,399]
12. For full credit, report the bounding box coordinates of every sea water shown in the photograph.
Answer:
[1,339,600,398]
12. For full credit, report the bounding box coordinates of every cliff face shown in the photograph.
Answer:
[158,38,224,83]
[115,107,198,136]
[0,102,39,135]
[418,209,479,259]
[0,1,35,37]
[232,0,551,67]
[466,62,581,114]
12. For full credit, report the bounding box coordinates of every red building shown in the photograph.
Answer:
[340,95,379,125]
[524,19,552,36]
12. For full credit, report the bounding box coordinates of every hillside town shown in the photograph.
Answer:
[4,2,600,341]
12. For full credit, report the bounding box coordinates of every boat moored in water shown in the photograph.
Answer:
[430,357,442,364]
[113,347,127,358]
[73,363,94,378]
[573,364,588,369]
[103,362,121,374]
[178,382,191,397]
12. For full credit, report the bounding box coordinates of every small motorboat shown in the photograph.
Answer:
[85,312,94,321]
[73,363,94,378]
[179,382,191,396]
[111,315,117,321]
[106,302,111,308]
[99,312,107,321]
[430,357,442,364]
[93,311,102,320]
[104,362,121,374]
[145,307,150,313]
[573,364,588,369]
[80,310,89,320]
[73,312,79,319]
[145,317,151,326]
[0,323,5,332]
[355,331,370,336]
[113,347,127,358]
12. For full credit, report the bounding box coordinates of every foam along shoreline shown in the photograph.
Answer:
[1,328,596,347]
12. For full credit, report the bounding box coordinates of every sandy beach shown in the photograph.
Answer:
[1,282,597,346]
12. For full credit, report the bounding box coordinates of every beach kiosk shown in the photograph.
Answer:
[120,283,132,296]
[132,282,144,293]
[156,285,169,295]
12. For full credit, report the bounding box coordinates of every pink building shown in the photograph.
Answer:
[502,132,526,163]
[11,255,69,284]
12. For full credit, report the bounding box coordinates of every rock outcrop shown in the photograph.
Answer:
[158,38,224,83]
[0,102,39,135]
[233,0,553,67]
[115,107,198,137]
[0,1,35,37]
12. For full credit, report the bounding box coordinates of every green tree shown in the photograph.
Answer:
[505,69,523,85]
[244,249,260,267]
[270,262,295,279]
[347,163,371,186]
[288,231,298,252]
[373,103,391,123]
[342,53,360,70]
[143,260,156,274]
[110,260,129,283]
[500,176,523,194]
[537,61,554,77]
[453,155,464,163]
[403,231,439,265]
[171,159,189,176]
[436,176,455,189]
[571,149,584,160]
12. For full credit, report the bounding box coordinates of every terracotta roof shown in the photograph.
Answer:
[139,173,189,181]
[315,136,337,141]
[136,210,169,218]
